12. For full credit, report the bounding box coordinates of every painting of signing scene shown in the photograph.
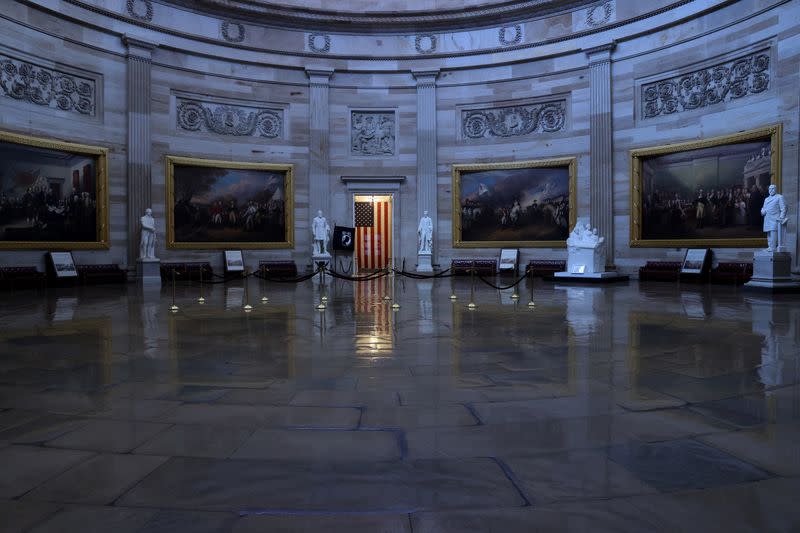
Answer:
[166,156,293,249]
[631,124,781,247]
[452,158,576,247]
[0,130,108,249]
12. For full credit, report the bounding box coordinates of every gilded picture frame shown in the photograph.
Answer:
[0,130,109,250]
[630,124,782,248]
[452,157,577,248]
[166,156,294,250]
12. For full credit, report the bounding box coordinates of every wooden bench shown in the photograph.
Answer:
[710,262,753,285]
[525,260,566,278]
[160,262,214,282]
[76,264,127,285]
[638,261,682,282]
[0,266,46,290]
[259,260,298,278]
[451,259,496,276]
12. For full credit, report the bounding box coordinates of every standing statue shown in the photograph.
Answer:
[418,210,433,253]
[139,207,157,259]
[761,184,787,252]
[312,210,331,255]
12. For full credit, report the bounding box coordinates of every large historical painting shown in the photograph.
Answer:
[630,124,781,247]
[452,158,576,248]
[0,131,108,249]
[166,156,293,249]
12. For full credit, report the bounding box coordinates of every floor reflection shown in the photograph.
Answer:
[0,279,798,531]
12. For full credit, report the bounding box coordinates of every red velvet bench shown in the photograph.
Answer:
[451,259,497,276]
[638,261,682,282]
[710,262,753,285]
[0,266,46,290]
[525,260,566,278]
[77,264,127,285]
[259,260,298,278]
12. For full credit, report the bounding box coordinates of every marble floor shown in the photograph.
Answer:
[0,274,798,532]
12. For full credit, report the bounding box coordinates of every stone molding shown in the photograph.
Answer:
[460,99,568,140]
[175,97,283,138]
[640,49,771,120]
[0,53,96,116]
[415,35,437,55]
[306,67,334,87]
[350,110,396,157]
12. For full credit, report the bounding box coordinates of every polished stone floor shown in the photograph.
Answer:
[0,274,798,532]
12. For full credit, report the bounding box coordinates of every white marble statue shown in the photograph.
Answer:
[761,184,787,252]
[418,210,433,254]
[139,208,157,260]
[312,210,331,256]
[566,221,605,249]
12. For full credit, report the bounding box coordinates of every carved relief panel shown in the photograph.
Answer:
[459,98,568,141]
[0,53,97,117]
[638,48,771,121]
[175,94,284,139]
[350,111,396,156]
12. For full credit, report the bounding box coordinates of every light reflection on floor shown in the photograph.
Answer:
[0,277,798,531]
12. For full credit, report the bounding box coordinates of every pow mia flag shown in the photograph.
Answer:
[332,226,355,252]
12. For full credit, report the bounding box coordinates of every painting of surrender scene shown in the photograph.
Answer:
[452,158,576,247]
[631,125,780,248]
[0,131,108,249]
[166,156,293,249]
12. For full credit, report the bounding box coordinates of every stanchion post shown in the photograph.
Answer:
[467,261,477,310]
[243,268,253,312]
[198,265,205,304]
[170,269,179,312]
[511,266,520,300]
[316,264,327,310]
[527,266,536,308]
[260,265,269,303]
[449,272,457,300]
[391,259,400,310]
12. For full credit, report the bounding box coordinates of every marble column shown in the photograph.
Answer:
[306,68,334,221]
[413,70,440,265]
[123,36,157,269]
[585,43,615,266]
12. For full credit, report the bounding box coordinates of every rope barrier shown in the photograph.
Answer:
[476,271,528,290]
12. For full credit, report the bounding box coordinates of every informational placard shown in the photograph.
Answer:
[224,250,245,272]
[681,249,709,274]
[48,252,77,278]
[570,264,586,274]
[499,248,518,271]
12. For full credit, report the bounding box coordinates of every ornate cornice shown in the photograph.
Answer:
[161,0,597,32]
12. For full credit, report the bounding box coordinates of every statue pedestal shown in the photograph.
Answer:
[137,258,161,284]
[312,253,331,271]
[417,252,433,273]
[553,246,628,283]
[745,251,800,291]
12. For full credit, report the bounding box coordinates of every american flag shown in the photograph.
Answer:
[355,200,392,271]
[354,276,393,354]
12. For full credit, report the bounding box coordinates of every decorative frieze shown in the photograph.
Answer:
[221,21,246,43]
[641,51,770,119]
[351,111,395,156]
[176,98,282,138]
[461,100,567,140]
[0,55,95,116]
[126,0,154,22]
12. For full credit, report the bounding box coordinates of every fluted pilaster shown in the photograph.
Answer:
[413,70,439,261]
[306,67,333,221]
[586,43,615,266]
[124,36,156,267]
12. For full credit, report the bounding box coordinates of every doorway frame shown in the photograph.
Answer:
[341,176,405,274]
